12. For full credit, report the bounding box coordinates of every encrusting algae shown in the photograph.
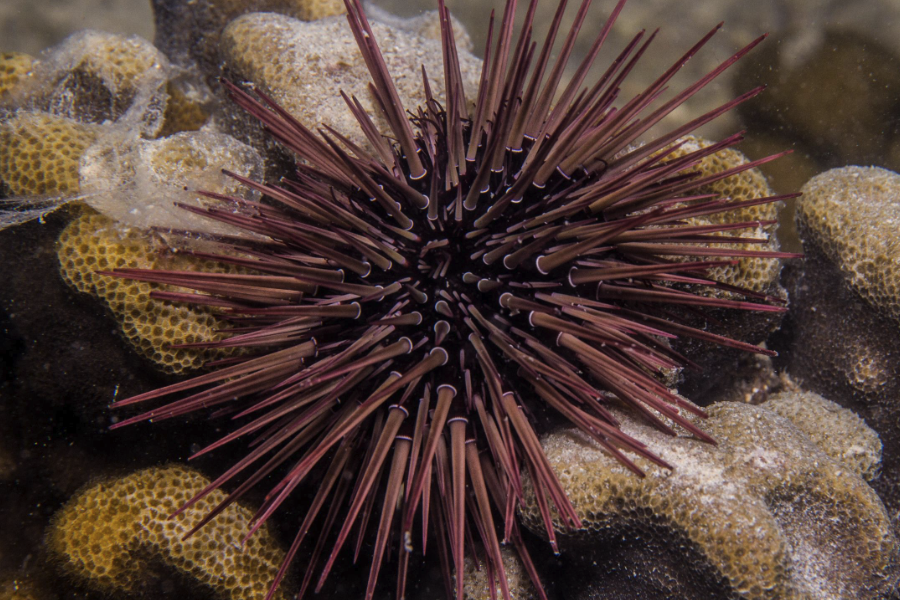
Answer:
[48,465,289,600]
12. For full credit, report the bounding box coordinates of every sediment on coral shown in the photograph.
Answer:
[764,387,882,482]
[217,10,483,163]
[521,401,899,600]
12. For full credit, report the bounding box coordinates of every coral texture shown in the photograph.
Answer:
[78,128,264,233]
[26,30,170,128]
[151,0,347,79]
[521,401,898,600]
[219,11,482,152]
[0,112,98,196]
[776,165,900,530]
[57,210,237,373]
[47,464,288,600]
[463,549,538,600]
[765,387,882,482]
[0,52,34,99]
[798,167,900,324]
[669,136,783,292]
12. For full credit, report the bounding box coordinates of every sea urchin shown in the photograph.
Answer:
[108,0,797,598]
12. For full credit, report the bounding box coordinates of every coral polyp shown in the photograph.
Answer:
[109,0,796,598]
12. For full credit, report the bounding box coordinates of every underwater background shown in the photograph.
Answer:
[1,1,900,599]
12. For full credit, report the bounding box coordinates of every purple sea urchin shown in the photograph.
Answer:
[108,0,798,598]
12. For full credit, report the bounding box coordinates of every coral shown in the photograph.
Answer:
[655,137,789,400]
[292,0,345,20]
[0,112,98,197]
[797,167,900,324]
[763,387,882,482]
[28,30,170,129]
[521,401,899,600]
[57,210,238,373]
[669,136,784,293]
[0,52,35,99]
[151,0,347,83]
[47,464,289,600]
[157,81,210,137]
[463,549,537,600]
[774,165,900,530]
[219,11,482,152]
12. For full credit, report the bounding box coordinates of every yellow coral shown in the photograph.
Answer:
[666,136,783,292]
[57,210,238,373]
[0,52,35,98]
[0,112,98,196]
[48,464,288,600]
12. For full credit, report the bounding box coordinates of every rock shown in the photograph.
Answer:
[521,401,899,599]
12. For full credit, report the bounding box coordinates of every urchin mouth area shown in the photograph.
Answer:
[345,128,600,381]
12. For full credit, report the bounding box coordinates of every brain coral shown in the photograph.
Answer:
[57,210,238,373]
[521,401,898,600]
[48,464,288,600]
